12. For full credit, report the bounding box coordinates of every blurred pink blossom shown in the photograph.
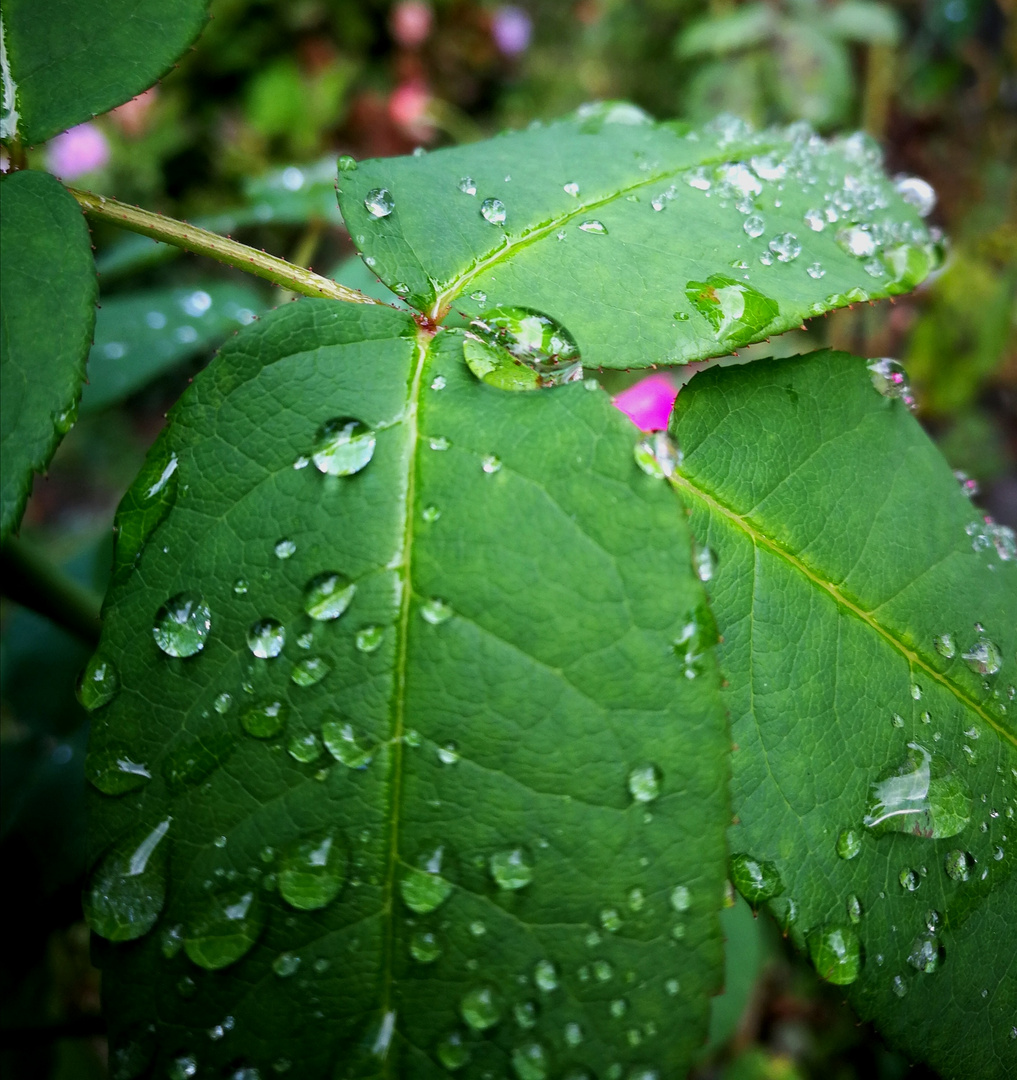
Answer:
[110,87,159,137]
[46,123,110,179]
[492,5,532,56]
[391,1,433,48]
[613,374,679,431]
[388,80,434,141]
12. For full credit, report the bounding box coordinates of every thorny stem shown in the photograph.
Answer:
[70,188,382,306]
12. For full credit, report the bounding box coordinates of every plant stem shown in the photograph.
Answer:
[70,188,382,306]
[0,538,102,648]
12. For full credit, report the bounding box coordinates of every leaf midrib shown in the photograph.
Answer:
[429,138,783,319]
[669,471,1015,748]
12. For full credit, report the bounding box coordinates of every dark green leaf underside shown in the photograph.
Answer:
[90,299,731,1078]
[0,170,97,538]
[669,351,1016,1080]
[338,108,934,370]
[3,0,210,144]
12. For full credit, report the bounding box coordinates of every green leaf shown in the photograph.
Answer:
[668,349,1016,1079]
[82,282,266,413]
[88,299,731,1078]
[675,4,775,58]
[337,109,936,369]
[768,22,854,130]
[2,0,210,144]
[0,170,97,538]
[825,0,903,45]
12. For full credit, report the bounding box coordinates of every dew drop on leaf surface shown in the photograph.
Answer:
[279,834,347,910]
[247,618,285,659]
[152,593,211,657]
[730,853,783,904]
[364,188,394,218]
[490,848,534,890]
[183,885,266,970]
[311,417,376,476]
[807,924,861,985]
[480,197,506,225]
[633,431,681,479]
[322,720,374,768]
[240,699,288,738]
[460,986,502,1030]
[685,275,779,345]
[468,306,582,387]
[302,572,356,621]
[84,818,171,941]
[76,653,120,711]
[863,742,971,839]
[627,764,662,803]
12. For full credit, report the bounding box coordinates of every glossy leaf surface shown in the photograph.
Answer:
[0,170,96,537]
[88,300,731,1078]
[2,0,209,144]
[337,109,935,369]
[669,350,1016,1079]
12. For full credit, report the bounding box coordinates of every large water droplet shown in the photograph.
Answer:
[578,220,608,234]
[152,593,211,657]
[867,358,916,410]
[511,1042,549,1080]
[634,431,681,479]
[184,886,265,970]
[461,986,502,1031]
[338,155,357,172]
[274,538,296,560]
[322,720,374,768]
[685,275,779,345]
[312,418,376,476]
[279,833,347,910]
[836,828,862,860]
[490,848,533,890]
[627,764,662,803]
[837,225,877,258]
[247,618,285,659]
[933,632,956,659]
[400,848,453,913]
[467,306,582,388]
[480,198,507,225]
[77,653,120,711]
[302,572,356,621]
[364,188,394,218]
[291,656,330,687]
[961,636,1002,676]
[807,924,861,985]
[743,214,765,238]
[86,748,152,795]
[768,232,801,262]
[730,853,783,904]
[863,742,971,839]
[356,626,384,652]
[84,818,171,941]
[944,849,973,882]
[908,934,942,973]
[846,894,863,924]
[241,699,288,738]
[894,176,936,217]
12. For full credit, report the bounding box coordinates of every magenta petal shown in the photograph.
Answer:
[613,374,678,431]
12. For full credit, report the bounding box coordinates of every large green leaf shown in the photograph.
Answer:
[668,350,1016,1079]
[0,169,97,537]
[1,0,209,144]
[87,299,731,1078]
[337,109,936,369]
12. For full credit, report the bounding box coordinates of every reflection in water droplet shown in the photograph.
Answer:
[461,986,502,1031]
[84,819,171,941]
[743,214,765,238]
[578,220,608,235]
[807,262,826,279]
[899,867,920,891]
[961,637,1002,676]
[241,699,288,738]
[364,188,394,218]
[153,593,211,657]
[944,849,972,882]
[511,1041,549,1080]
[287,729,323,762]
[467,306,582,388]
[933,632,957,659]
[303,572,356,621]
[863,742,971,839]
[685,275,779,345]
[600,907,622,932]
[731,853,783,904]
[846,894,863,924]
[338,155,357,172]
[279,834,347,910]
[86,746,152,795]
[273,951,301,977]
[768,233,801,262]
[670,885,691,912]
[421,598,453,625]
[563,182,580,197]
[410,930,441,962]
[274,538,296,559]
[836,829,862,860]
[356,626,384,652]
[515,1001,538,1029]
[457,177,477,196]
[837,226,877,258]
[184,886,265,969]
[400,852,453,913]
[312,418,376,476]
[247,619,285,659]
[627,764,662,803]
[490,848,533,890]
[894,176,936,217]
[807,924,862,985]
[291,656,330,687]
[437,741,459,765]
[436,1030,470,1071]
[482,454,502,474]
[480,198,507,225]
[907,934,941,973]
[634,431,681,479]
[323,720,374,768]
[77,653,120,712]
[694,547,717,583]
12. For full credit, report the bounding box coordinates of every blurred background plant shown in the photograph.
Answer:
[1,1,1012,1076]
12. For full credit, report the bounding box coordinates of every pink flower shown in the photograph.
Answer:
[390,1,433,48]
[492,5,532,56]
[46,123,110,180]
[613,374,679,431]
[110,87,159,137]
[388,80,434,141]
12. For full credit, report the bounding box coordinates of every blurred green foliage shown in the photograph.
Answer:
[2,0,1012,1076]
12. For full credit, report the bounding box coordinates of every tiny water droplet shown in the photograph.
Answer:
[429,435,450,451]
[482,454,502,474]
[806,261,826,279]
[312,418,376,476]
[356,626,384,652]
[457,176,477,196]
[364,188,394,218]
[303,572,356,621]
[743,214,765,238]
[694,546,716,582]
[77,653,120,711]
[421,598,453,625]
[836,828,862,860]
[665,977,680,996]
[514,1001,538,1029]
[670,885,691,912]
[891,974,908,997]
[609,998,628,1018]
[461,986,502,1030]
[846,894,863,923]
[287,729,323,762]
[627,764,662,803]
[578,219,608,235]
[152,593,211,658]
[563,182,580,197]
[430,375,447,391]
[489,848,533,890]
[480,198,507,225]
[291,656,330,687]
[410,930,441,963]
[564,1021,584,1047]
[768,233,801,262]
[274,538,296,559]
[422,504,441,523]
[338,155,357,172]
[273,951,301,977]
[634,431,681,479]
[511,1041,549,1080]
[899,867,920,891]
[247,618,285,659]
[184,885,265,970]
[600,907,622,932]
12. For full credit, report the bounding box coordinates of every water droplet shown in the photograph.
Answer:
[422,504,441,523]
[578,220,608,234]
[86,747,151,795]
[807,924,861,985]
[287,729,323,762]
[467,306,582,388]
[907,934,941,973]
[933,633,956,659]
[514,1001,538,1029]
[356,626,384,652]
[167,1055,197,1080]
[743,214,765,238]
[400,849,453,913]
[184,884,266,970]
[364,188,394,218]
[338,155,357,172]
[482,454,502,474]
[673,601,717,680]
[274,538,296,559]
[609,998,628,1017]
[768,232,801,262]
[867,358,916,410]
[670,885,691,912]
[247,618,285,659]
[836,828,862,860]
[511,1041,549,1080]
[837,225,877,258]
[664,977,680,996]
[76,653,120,711]
[278,834,347,910]
[428,375,447,393]
[600,907,622,932]
[300,572,356,622]
[694,546,716,582]
[563,182,580,197]
[673,311,690,321]
[480,198,507,225]
[436,1030,470,1071]
[806,261,826,279]
[421,598,453,625]
[627,764,662,803]
[944,849,973,882]
[311,417,376,476]
[911,683,923,700]
[961,636,1002,676]
[322,720,374,768]
[273,951,301,977]
[84,819,171,941]
[563,1021,584,1047]
[891,712,905,729]
[730,853,783,904]
[490,848,533,890]
[409,929,441,963]
[686,275,779,344]
[593,959,614,982]
[803,208,825,232]
[457,176,477,196]
[469,920,486,936]
[846,894,863,923]
[634,431,681,479]
[241,699,288,739]
[461,986,502,1030]
[152,593,211,657]
[899,867,920,891]
[428,435,450,450]
[291,656,330,687]
[437,741,459,765]
[891,974,908,997]
[863,742,971,839]
[894,176,936,217]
